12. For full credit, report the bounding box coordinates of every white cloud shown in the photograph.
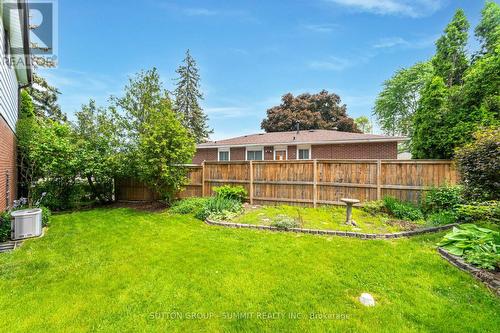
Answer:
[204,106,252,118]
[302,23,339,33]
[308,53,374,71]
[372,34,438,49]
[373,37,409,48]
[308,56,354,71]
[183,8,218,16]
[325,0,445,18]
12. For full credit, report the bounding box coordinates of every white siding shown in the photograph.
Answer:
[0,17,19,132]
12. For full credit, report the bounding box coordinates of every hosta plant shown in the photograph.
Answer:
[438,224,500,270]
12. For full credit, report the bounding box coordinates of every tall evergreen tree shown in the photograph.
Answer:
[27,73,66,121]
[174,50,212,143]
[474,1,500,57]
[411,77,450,159]
[432,9,470,87]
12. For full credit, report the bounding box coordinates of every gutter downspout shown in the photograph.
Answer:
[17,0,32,88]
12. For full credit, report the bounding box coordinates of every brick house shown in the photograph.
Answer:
[193,129,406,164]
[0,0,32,211]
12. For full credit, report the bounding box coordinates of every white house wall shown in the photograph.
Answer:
[0,15,19,133]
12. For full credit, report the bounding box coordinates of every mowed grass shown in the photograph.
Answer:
[0,209,498,332]
[233,205,409,233]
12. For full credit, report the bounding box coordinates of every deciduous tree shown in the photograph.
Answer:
[261,90,360,133]
[26,73,66,121]
[455,127,499,201]
[373,62,433,137]
[354,116,373,134]
[73,100,120,203]
[137,100,196,202]
[111,68,170,140]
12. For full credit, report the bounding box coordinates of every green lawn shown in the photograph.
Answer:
[0,208,498,332]
[232,205,416,233]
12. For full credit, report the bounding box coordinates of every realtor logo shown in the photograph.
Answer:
[3,0,58,68]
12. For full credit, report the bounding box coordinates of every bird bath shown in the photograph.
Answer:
[340,198,360,226]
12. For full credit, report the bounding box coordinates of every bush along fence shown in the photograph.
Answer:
[116,159,458,205]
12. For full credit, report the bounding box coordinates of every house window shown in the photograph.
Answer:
[218,148,230,161]
[246,149,263,161]
[298,147,310,160]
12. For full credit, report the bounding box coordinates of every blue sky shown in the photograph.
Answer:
[40,0,487,140]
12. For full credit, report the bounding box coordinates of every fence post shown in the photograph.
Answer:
[376,159,382,200]
[249,161,254,205]
[313,159,318,208]
[201,161,206,197]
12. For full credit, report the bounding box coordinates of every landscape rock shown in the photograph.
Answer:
[359,293,375,306]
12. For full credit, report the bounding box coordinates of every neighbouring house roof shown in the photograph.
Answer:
[197,130,407,148]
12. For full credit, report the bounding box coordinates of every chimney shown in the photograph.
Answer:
[295,122,300,134]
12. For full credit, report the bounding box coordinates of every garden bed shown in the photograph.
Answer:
[214,205,454,238]
[438,248,500,296]
[206,217,457,239]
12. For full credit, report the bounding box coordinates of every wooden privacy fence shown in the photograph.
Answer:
[176,160,459,206]
[115,178,160,202]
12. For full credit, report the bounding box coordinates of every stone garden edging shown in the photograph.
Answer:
[205,219,458,239]
[438,247,500,296]
[0,227,47,254]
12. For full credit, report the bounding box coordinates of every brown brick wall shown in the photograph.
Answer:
[287,145,297,160]
[230,147,245,161]
[311,142,397,159]
[0,115,17,211]
[194,142,398,164]
[193,148,217,164]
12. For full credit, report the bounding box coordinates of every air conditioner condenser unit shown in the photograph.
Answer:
[10,208,42,240]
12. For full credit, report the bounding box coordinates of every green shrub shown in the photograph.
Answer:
[456,201,500,223]
[362,200,386,216]
[207,210,241,222]
[271,215,300,230]
[427,210,458,226]
[213,185,248,203]
[169,198,209,215]
[455,127,499,201]
[195,197,243,221]
[40,206,52,227]
[438,224,500,270]
[0,212,11,242]
[422,185,463,214]
[383,197,424,221]
[33,180,90,211]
